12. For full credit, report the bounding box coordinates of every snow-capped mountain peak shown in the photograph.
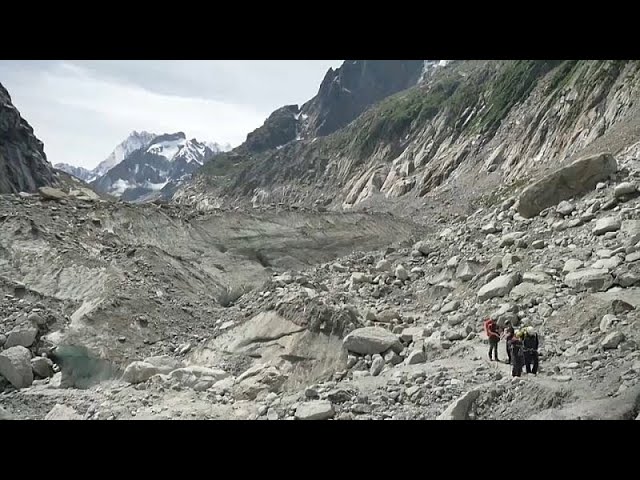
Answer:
[91,131,222,203]
[146,132,187,161]
[94,130,157,177]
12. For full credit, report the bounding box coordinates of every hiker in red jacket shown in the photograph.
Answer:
[484,318,501,361]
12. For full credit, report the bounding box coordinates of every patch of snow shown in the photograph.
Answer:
[147,137,187,161]
[144,181,169,191]
[110,179,136,195]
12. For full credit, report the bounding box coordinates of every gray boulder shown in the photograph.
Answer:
[4,324,38,348]
[564,269,613,292]
[343,327,403,355]
[441,300,460,313]
[477,273,522,301]
[31,356,54,378]
[593,217,621,236]
[38,187,67,201]
[395,264,409,281]
[413,241,434,256]
[0,346,33,389]
[614,182,637,197]
[601,331,625,350]
[406,350,426,365]
[437,390,481,420]
[516,153,617,218]
[295,401,335,420]
[122,361,159,384]
[370,355,385,376]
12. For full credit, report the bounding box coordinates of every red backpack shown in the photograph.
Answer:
[484,318,495,337]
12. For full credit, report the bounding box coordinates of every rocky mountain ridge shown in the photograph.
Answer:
[175,61,640,216]
[0,82,58,194]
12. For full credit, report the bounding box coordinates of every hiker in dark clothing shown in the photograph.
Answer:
[523,327,540,375]
[502,321,515,365]
[484,318,501,361]
[509,331,525,377]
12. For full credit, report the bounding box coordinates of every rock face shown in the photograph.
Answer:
[0,346,33,389]
[478,273,521,301]
[295,400,335,420]
[343,327,403,355]
[298,60,424,138]
[0,82,57,194]
[517,153,618,218]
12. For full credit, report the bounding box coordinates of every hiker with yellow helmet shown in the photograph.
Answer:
[508,329,525,377]
[522,326,540,375]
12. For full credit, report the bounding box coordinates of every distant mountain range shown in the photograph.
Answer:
[54,131,230,202]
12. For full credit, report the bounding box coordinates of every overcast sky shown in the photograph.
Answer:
[0,60,343,169]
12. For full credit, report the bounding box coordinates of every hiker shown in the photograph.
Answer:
[484,318,501,361]
[502,320,515,364]
[509,331,525,377]
[523,326,540,375]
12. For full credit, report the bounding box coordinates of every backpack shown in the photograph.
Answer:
[523,333,538,350]
[484,319,495,337]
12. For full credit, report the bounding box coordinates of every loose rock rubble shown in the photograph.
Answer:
[2,152,640,420]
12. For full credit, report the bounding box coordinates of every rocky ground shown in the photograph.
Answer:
[2,152,640,420]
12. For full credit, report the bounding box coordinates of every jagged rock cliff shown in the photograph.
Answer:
[0,83,57,194]
[298,60,425,138]
[175,60,640,213]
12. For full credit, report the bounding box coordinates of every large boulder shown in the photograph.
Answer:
[413,241,434,256]
[601,331,625,350]
[477,273,521,301]
[38,187,68,201]
[31,357,54,378]
[564,269,613,292]
[234,363,287,400]
[4,324,38,348]
[44,404,82,420]
[593,217,621,236]
[122,361,159,384]
[0,346,33,389]
[343,327,403,355]
[437,390,481,420]
[516,153,618,218]
[614,182,637,198]
[295,401,335,420]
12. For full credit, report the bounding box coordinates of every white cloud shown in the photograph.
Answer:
[0,60,343,169]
